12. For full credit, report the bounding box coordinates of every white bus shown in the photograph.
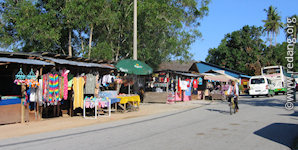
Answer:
[261,66,287,95]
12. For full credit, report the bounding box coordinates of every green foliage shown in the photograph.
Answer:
[89,42,113,60]
[206,25,265,75]
[0,0,62,52]
[0,0,210,69]
[262,5,283,46]
[206,8,296,75]
[206,25,298,75]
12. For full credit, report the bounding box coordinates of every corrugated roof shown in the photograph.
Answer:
[0,57,54,66]
[158,61,196,72]
[43,57,114,69]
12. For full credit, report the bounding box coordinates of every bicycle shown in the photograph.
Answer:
[228,96,236,115]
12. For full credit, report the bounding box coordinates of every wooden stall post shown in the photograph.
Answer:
[70,91,74,117]
[21,84,26,123]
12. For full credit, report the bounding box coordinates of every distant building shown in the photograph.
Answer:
[158,61,251,91]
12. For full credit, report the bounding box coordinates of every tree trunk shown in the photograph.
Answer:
[68,28,72,56]
[80,32,84,53]
[88,24,94,59]
[115,23,122,61]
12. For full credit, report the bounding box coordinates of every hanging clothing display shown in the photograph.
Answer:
[95,74,100,97]
[14,79,39,88]
[62,70,69,100]
[101,74,116,87]
[42,74,49,103]
[73,77,85,109]
[29,88,37,102]
[49,74,59,103]
[193,79,198,89]
[177,78,181,97]
[185,86,192,96]
[198,77,203,85]
[181,81,188,90]
[37,79,43,105]
[59,76,64,100]
[85,73,96,94]
[185,79,191,87]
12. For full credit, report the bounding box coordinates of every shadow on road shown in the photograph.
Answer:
[239,98,285,107]
[254,123,298,149]
[205,108,230,115]
[279,111,298,117]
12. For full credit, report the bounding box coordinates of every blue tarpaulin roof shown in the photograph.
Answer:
[43,57,114,69]
[0,57,54,66]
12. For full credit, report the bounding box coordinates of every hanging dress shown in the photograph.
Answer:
[73,77,85,109]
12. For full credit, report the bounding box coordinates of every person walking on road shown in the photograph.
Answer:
[227,80,239,112]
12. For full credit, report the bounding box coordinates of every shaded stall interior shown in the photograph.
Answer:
[0,52,53,124]
[0,51,115,124]
[143,70,204,103]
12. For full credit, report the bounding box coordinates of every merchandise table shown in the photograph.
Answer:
[117,95,140,112]
[83,97,111,119]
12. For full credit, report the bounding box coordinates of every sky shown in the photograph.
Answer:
[189,0,298,61]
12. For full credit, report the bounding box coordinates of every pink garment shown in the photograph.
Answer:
[98,101,108,108]
[85,101,90,108]
[62,70,69,100]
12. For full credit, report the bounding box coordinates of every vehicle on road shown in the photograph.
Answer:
[249,75,274,98]
[261,66,287,95]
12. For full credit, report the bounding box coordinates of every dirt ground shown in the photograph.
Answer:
[0,100,212,140]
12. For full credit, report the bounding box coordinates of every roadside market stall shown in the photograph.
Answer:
[39,53,118,118]
[0,52,54,124]
[115,59,152,111]
[143,69,204,103]
[0,51,117,124]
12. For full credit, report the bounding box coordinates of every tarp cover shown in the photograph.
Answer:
[43,57,114,69]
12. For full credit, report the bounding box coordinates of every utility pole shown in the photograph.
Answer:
[133,0,137,60]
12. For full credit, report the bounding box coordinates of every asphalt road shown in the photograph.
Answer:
[0,94,297,150]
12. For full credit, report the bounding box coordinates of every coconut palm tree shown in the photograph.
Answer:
[262,6,283,46]
[271,11,284,45]
[263,6,274,46]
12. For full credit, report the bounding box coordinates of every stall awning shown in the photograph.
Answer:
[175,72,201,77]
[43,57,114,69]
[0,57,54,66]
[204,75,230,82]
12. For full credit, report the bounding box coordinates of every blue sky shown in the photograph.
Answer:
[190,0,298,61]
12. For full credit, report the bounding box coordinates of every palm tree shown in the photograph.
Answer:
[262,6,283,46]
[271,11,283,46]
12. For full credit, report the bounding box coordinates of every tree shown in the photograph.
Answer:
[0,0,62,53]
[262,5,283,46]
[206,25,266,75]
[0,0,210,69]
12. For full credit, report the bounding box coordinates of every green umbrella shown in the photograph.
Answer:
[116,59,153,75]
